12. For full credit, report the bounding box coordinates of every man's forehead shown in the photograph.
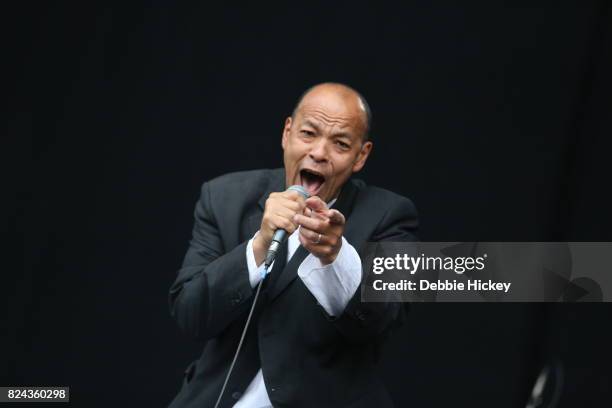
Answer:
[298,106,353,124]
[297,109,362,137]
[300,116,354,135]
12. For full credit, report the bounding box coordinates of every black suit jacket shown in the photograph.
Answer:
[168,168,418,408]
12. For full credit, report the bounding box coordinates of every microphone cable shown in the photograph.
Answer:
[214,185,307,407]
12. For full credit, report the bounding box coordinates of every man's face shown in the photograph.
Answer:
[282,89,373,203]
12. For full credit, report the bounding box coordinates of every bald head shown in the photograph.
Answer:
[292,83,372,141]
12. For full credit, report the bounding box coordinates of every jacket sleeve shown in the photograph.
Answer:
[168,181,254,341]
[330,195,418,344]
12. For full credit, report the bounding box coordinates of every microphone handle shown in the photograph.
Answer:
[264,229,286,269]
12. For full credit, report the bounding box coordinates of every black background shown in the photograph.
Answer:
[9,1,612,407]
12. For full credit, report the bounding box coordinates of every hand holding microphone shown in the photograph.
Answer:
[253,184,347,272]
[253,185,309,268]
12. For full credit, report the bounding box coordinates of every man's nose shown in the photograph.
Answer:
[308,138,329,162]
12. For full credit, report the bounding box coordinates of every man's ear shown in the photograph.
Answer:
[281,117,292,150]
[351,140,373,173]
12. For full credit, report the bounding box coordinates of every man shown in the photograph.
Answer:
[168,83,418,408]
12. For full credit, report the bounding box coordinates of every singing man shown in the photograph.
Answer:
[168,82,418,408]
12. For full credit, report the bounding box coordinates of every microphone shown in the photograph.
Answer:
[264,185,310,270]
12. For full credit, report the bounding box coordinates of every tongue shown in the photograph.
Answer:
[302,176,322,195]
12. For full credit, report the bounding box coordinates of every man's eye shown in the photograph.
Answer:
[301,130,315,137]
[336,141,350,149]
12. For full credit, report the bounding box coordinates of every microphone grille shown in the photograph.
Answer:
[287,185,310,199]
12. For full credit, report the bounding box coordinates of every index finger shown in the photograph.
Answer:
[305,196,328,212]
[327,209,345,225]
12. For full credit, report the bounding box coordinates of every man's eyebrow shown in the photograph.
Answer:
[301,119,355,140]
[332,131,354,140]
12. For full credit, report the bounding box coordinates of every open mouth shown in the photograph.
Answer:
[300,168,326,196]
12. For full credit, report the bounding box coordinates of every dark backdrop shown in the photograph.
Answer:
[9,1,612,407]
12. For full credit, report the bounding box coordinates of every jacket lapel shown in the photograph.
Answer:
[268,178,359,302]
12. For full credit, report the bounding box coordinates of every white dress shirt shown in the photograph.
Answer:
[233,203,362,407]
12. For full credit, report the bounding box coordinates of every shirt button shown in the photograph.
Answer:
[231,391,242,400]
